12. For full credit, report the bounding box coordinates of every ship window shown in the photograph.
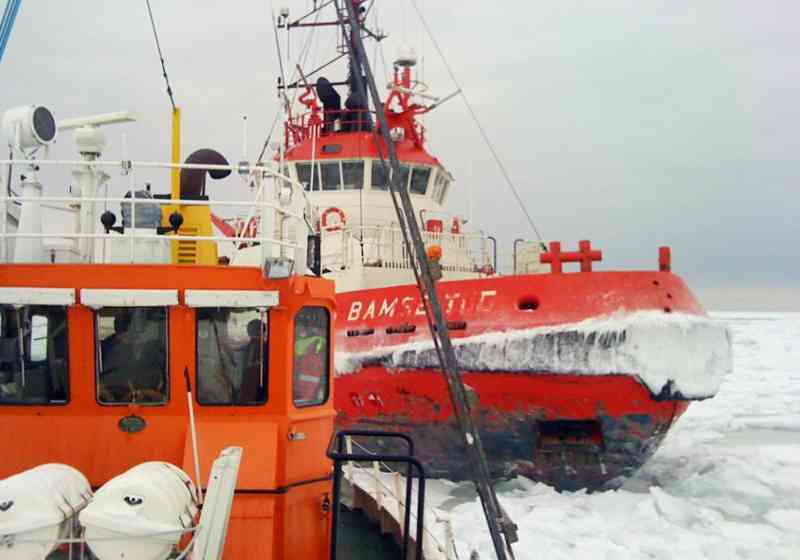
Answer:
[0,305,68,405]
[297,163,321,191]
[321,161,342,191]
[371,160,389,190]
[96,307,168,405]
[196,308,268,406]
[342,161,364,190]
[371,161,411,191]
[293,307,330,407]
[410,166,431,195]
[438,181,450,204]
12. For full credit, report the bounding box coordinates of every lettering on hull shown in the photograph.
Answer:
[346,289,497,322]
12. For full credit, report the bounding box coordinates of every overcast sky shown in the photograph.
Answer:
[2,1,798,310]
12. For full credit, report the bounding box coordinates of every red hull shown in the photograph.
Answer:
[334,270,708,490]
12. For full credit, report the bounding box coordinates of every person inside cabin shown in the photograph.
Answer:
[197,308,267,405]
[0,306,69,404]
[196,308,237,404]
[97,308,167,404]
[292,308,329,406]
[238,318,267,403]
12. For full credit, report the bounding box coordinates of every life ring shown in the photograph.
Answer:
[450,216,461,235]
[320,207,347,231]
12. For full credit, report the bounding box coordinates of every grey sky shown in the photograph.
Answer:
[2,1,798,309]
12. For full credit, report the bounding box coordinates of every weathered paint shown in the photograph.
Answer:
[334,270,703,491]
[335,367,687,491]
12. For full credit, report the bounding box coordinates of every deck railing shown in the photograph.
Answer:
[321,223,494,275]
[0,158,312,266]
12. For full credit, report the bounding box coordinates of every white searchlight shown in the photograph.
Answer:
[1,105,57,151]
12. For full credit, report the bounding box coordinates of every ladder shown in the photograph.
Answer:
[335,2,519,558]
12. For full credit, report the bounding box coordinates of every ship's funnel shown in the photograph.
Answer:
[179,149,230,198]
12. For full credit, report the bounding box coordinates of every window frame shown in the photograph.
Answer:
[94,306,170,407]
[409,166,432,195]
[341,160,365,190]
[292,306,331,408]
[0,304,70,406]
[195,307,270,407]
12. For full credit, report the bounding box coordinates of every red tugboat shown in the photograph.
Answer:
[234,1,732,491]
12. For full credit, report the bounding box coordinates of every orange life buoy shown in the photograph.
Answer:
[320,206,347,231]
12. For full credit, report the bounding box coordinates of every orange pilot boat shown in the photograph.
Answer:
[0,101,435,559]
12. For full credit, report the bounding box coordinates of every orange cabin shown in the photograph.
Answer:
[0,263,337,559]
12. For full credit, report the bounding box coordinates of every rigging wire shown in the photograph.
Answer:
[408,0,545,244]
[144,0,177,110]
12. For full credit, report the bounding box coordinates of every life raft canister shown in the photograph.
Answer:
[320,207,347,231]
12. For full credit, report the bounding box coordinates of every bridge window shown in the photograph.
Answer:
[432,169,451,204]
[342,161,364,190]
[196,308,268,406]
[297,162,321,191]
[321,161,341,191]
[371,160,389,190]
[0,305,69,405]
[293,307,330,407]
[96,307,168,405]
[410,166,431,195]
[372,161,411,191]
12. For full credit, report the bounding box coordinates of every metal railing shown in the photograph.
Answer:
[0,158,312,265]
[328,430,460,560]
[321,223,493,276]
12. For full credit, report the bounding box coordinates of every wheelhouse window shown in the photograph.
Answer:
[297,162,321,191]
[342,161,364,190]
[196,308,268,405]
[321,161,341,191]
[371,160,410,191]
[293,307,330,407]
[96,307,168,405]
[410,166,431,195]
[432,169,451,204]
[0,305,68,405]
[371,160,389,190]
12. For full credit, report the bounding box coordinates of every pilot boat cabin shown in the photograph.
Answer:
[0,105,340,558]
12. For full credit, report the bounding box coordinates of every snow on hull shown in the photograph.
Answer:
[337,311,732,400]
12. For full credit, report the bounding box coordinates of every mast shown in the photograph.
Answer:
[335,1,518,558]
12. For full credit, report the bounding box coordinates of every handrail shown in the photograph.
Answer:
[328,430,425,560]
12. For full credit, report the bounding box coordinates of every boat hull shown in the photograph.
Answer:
[333,270,730,491]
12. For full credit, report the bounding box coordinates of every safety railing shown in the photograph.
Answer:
[321,223,494,276]
[328,430,459,560]
[0,158,313,266]
[285,108,377,150]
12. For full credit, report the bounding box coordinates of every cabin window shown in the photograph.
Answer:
[410,166,431,195]
[0,305,68,405]
[293,307,330,407]
[96,307,168,405]
[297,162,321,191]
[321,161,342,191]
[342,161,364,190]
[196,308,268,406]
[438,181,450,204]
[371,160,389,190]
[432,169,451,204]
